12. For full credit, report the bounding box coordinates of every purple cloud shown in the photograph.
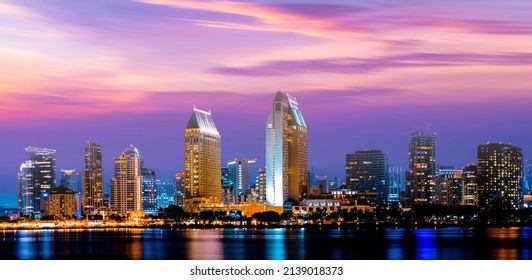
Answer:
[210,52,532,77]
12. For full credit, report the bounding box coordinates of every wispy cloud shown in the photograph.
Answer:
[211,52,532,76]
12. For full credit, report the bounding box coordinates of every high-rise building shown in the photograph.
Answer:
[228,158,256,204]
[524,159,532,195]
[60,168,81,216]
[255,168,267,203]
[345,150,389,202]
[461,165,477,206]
[477,142,523,210]
[221,167,233,205]
[157,179,176,209]
[406,130,436,206]
[184,107,222,203]
[175,172,184,208]
[83,141,103,214]
[436,166,463,205]
[388,166,404,203]
[141,167,157,215]
[18,147,56,218]
[110,145,142,215]
[46,186,76,218]
[266,91,308,207]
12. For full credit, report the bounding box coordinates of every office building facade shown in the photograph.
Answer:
[477,142,523,209]
[266,91,308,206]
[406,131,436,205]
[18,147,56,218]
[345,150,389,202]
[110,145,142,214]
[83,141,103,214]
[228,158,256,204]
[184,108,222,203]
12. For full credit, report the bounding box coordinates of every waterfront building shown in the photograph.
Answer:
[184,107,222,204]
[46,186,76,218]
[141,167,157,215]
[83,141,103,214]
[406,130,436,206]
[461,165,477,206]
[175,172,184,208]
[255,168,266,203]
[221,167,233,205]
[61,169,82,217]
[525,159,532,195]
[266,91,308,207]
[228,158,256,204]
[388,166,404,203]
[18,147,56,218]
[436,166,463,205]
[110,145,142,215]
[156,179,176,209]
[477,142,523,210]
[345,150,388,202]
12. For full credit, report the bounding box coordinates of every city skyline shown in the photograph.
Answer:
[2,0,532,207]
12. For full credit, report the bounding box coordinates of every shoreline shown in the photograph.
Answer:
[2,221,532,231]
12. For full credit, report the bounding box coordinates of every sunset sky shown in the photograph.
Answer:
[1,0,532,207]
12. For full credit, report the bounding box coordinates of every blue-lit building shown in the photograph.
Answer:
[388,166,404,203]
[141,167,158,215]
[266,91,308,207]
[228,158,256,204]
[157,179,176,209]
[18,147,57,218]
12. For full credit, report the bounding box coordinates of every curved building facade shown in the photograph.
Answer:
[266,91,308,207]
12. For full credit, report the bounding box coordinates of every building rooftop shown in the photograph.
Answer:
[186,107,219,135]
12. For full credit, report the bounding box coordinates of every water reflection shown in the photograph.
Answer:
[185,229,223,260]
[2,227,532,260]
[264,228,286,260]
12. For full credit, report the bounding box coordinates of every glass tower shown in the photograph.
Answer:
[18,147,56,218]
[345,150,389,202]
[266,91,308,207]
[141,167,157,215]
[228,158,256,204]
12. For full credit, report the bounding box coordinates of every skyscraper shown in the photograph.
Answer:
[461,165,477,206]
[60,169,82,218]
[255,168,266,203]
[436,166,463,205]
[266,91,308,207]
[83,141,103,214]
[406,130,436,206]
[345,150,389,202]
[477,142,523,210]
[228,158,256,204]
[388,166,404,203]
[175,172,184,208]
[184,107,222,203]
[141,167,157,215]
[110,145,142,215]
[156,179,176,209]
[18,147,56,218]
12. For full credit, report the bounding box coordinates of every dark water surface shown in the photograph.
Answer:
[1,227,531,260]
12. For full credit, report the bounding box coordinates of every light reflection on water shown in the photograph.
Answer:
[2,227,532,260]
